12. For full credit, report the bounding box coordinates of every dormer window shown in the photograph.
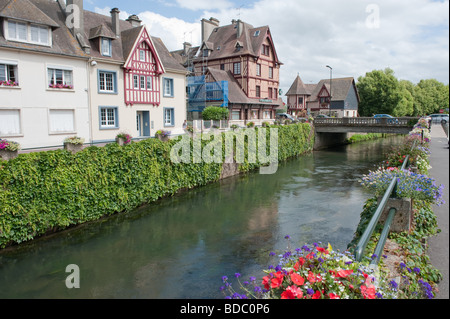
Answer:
[254,30,260,37]
[202,49,209,57]
[5,20,50,46]
[101,37,112,57]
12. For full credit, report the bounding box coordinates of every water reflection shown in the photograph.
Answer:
[0,136,404,299]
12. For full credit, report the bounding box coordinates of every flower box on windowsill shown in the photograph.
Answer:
[48,84,75,92]
[0,80,20,89]
[0,149,18,161]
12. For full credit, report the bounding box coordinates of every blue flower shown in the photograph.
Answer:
[413,267,420,275]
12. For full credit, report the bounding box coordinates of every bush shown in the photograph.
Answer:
[202,106,229,121]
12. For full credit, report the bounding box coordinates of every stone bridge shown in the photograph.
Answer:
[313,117,419,150]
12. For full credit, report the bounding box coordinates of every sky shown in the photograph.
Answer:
[84,0,450,97]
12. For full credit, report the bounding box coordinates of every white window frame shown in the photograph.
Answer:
[133,74,139,89]
[164,108,174,127]
[99,106,119,129]
[4,19,51,46]
[101,37,112,57]
[48,109,76,134]
[98,70,116,93]
[139,50,146,62]
[47,65,73,88]
[163,78,174,97]
[0,60,19,85]
[0,108,22,137]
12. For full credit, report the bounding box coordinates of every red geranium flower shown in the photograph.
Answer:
[328,293,340,299]
[290,273,305,286]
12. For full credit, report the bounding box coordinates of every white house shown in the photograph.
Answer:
[0,0,90,150]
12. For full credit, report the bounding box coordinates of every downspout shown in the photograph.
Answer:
[87,58,94,146]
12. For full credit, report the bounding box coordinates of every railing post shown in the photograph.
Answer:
[370,208,397,265]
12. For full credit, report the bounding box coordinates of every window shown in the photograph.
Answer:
[254,30,260,37]
[256,64,261,76]
[99,107,118,129]
[147,76,153,90]
[133,75,139,89]
[262,45,270,56]
[30,25,49,45]
[269,67,273,79]
[0,109,21,136]
[0,62,18,84]
[268,87,272,99]
[232,110,241,120]
[139,50,146,62]
[98,71,117,93]
[101,38,111,56]
[233,62,241,75]
[48,68,73,88]
[298,97,304,105]
[6,20,50,46]
[220,64,225,71]
[164,108,174,126]
[256,85,261,98]
[49,109,75,133]
[163,78,174,97]
[140,76,146,90]
[202,49,209,57]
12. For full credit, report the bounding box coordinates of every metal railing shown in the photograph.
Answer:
[354,149,412,265]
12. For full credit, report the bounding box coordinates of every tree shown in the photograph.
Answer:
[202,106,229,120]
[357,68,402,116]
[413,79,449,115]
[393,80,414,117]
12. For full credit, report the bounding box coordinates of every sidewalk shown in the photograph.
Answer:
[427,124,449,299]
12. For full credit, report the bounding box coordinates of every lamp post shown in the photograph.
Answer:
[326,65,332,116]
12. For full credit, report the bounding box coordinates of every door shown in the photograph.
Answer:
[136,112,143,137]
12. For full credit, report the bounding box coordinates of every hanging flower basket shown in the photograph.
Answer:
[0,139,20,160]
[63,136,85,154]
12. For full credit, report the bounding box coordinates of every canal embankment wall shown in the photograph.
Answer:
[0,123,314,249]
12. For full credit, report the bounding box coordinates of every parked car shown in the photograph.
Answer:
[276,113,298,122]
[315,114,330,118]
[374,114,398,124]
[297,117,309,123]
[430,114,449,124]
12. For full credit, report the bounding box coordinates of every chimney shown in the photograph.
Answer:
[110,8,120,37]
[183,42,192,56]
[201,17,219,43]
[66,0,84,37]
[236,19,244,38]
[126,14,142,27]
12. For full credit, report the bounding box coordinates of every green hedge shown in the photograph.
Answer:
[0,123,314,248]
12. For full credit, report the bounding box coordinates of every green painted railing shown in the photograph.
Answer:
[354,154,411,264]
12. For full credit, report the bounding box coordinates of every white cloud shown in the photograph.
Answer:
[95,0,449,98]
[175,0,234,11]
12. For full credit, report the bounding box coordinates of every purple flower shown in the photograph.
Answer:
[285,235,291,239]
[307,288,314,295]
[234,273,241,278]
[222,276,228,282]
[413,267,420,275]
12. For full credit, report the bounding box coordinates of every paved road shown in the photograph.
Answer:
[427,124,449,299]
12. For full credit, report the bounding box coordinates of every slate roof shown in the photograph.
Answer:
[207,67,283,107]
[193,21,282,65]
[0,0,59,27]
[0,0,88,58]
[286,75,311,96]
[308,77,358,102]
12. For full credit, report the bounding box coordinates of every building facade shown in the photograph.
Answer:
[0,0,187,152]
[0,0,90,150]
[173,18,283,124]
[286,75,360,118]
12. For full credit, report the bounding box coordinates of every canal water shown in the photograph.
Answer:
[0,136,403,299]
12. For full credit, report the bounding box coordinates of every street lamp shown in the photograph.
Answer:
[326,65,332,116]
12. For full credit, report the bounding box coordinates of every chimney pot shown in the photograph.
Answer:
[111,7,121,37]
[126,14,142,27]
